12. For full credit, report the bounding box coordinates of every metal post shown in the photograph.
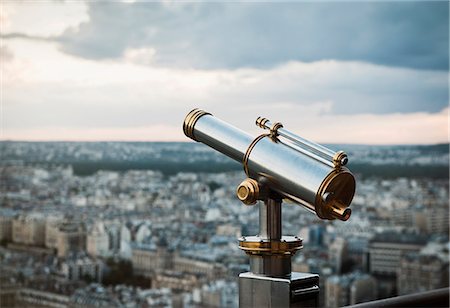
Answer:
[250,197,291,278]
[260,197,282,240]
[239,196,319,308]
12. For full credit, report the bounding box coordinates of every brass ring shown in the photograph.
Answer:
[255,117,269,129]
[315,168,354,220]
[332,151,348,168]
[183,108,211,141]
[238,236,303,256]
[243,134,269,176]
[269,122,283,138]
[315,169,340,219]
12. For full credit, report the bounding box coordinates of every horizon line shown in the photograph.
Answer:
[1,139,449,147]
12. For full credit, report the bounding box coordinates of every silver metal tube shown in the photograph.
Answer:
[279,127,335,159]
[259,198,282,240]
[193,114,253,162]
[261,119,336,162]
[281,192,317,214]
[279,138,334,168]
[247,136,329,206]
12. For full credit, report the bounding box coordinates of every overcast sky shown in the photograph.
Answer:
[1,1,448,144]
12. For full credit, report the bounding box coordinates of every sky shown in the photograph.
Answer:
[1,1,449,144]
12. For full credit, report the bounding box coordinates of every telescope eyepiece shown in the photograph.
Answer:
[323,193,352,221]
[333,203,352,221]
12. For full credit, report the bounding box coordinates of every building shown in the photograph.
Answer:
[0,278,20,307]
[45,219,60,249]
[347,237,370,271]
[368,231,428,298]
[392,207,413,228]
[134,223,152,243]
[173,255,225,279]
[153,270,199,292]
[328,237,348,274]
[308,224,325,247]
[70,284,173,307]
[369,231,427,276]
[119,224,132,259]
[45,220,86,257]
[70,284,121,307]
[397,242,449,295]
[0,212,15,242]
[131,242,172,277]
[350,274,378,305]
[200,280,238,308]
[326,275,351,308]
[16,288,69,308]
[57,223,86,258]
[11,277,80,308]
[326,272,377,307]
[292,249,333,308]
[60,257,103,282]
[216,224,241,237]
[414,206,449,235]
[393,205,449,235]
[12,215,46,246]
[86,222,109,257]
[106,223,121,253]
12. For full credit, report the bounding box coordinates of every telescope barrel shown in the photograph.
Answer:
[183,109,253,162]
[183,109,355,221]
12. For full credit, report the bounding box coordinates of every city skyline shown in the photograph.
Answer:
[1,1,449,144]
[1,141,448,306]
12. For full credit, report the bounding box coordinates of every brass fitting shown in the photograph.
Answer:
[315,170,355,221]
[238,235,303,256]
[236,178,260,205]
[328,200,352,221]
[255,117,269,129]
[183,108,211,141]
[242,134,269,177]
[333,150,348,168]
[269,122,283,139]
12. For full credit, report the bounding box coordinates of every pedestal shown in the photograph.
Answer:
[239,272,319,308]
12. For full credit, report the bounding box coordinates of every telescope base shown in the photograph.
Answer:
[239,271,319,308]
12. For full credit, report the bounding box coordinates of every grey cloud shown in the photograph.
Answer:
[3,61,447,132]
[52,2,448,71]
[1,32,54,41]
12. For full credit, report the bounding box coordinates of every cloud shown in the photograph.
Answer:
[2,39,448,144]
[45,2,449,71]
[123,47,157,65]
[2,2,447,144]
[1,32,54,42]
[1,1,88,37]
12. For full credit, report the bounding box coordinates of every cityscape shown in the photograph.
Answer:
[2,1,448,307]
[0,141,448,307]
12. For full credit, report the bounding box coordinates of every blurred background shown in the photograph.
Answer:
[0,1,448,307]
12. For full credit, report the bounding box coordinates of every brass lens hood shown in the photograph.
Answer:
[183,108,211,141]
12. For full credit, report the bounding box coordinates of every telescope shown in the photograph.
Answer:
[183,109,356,307]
